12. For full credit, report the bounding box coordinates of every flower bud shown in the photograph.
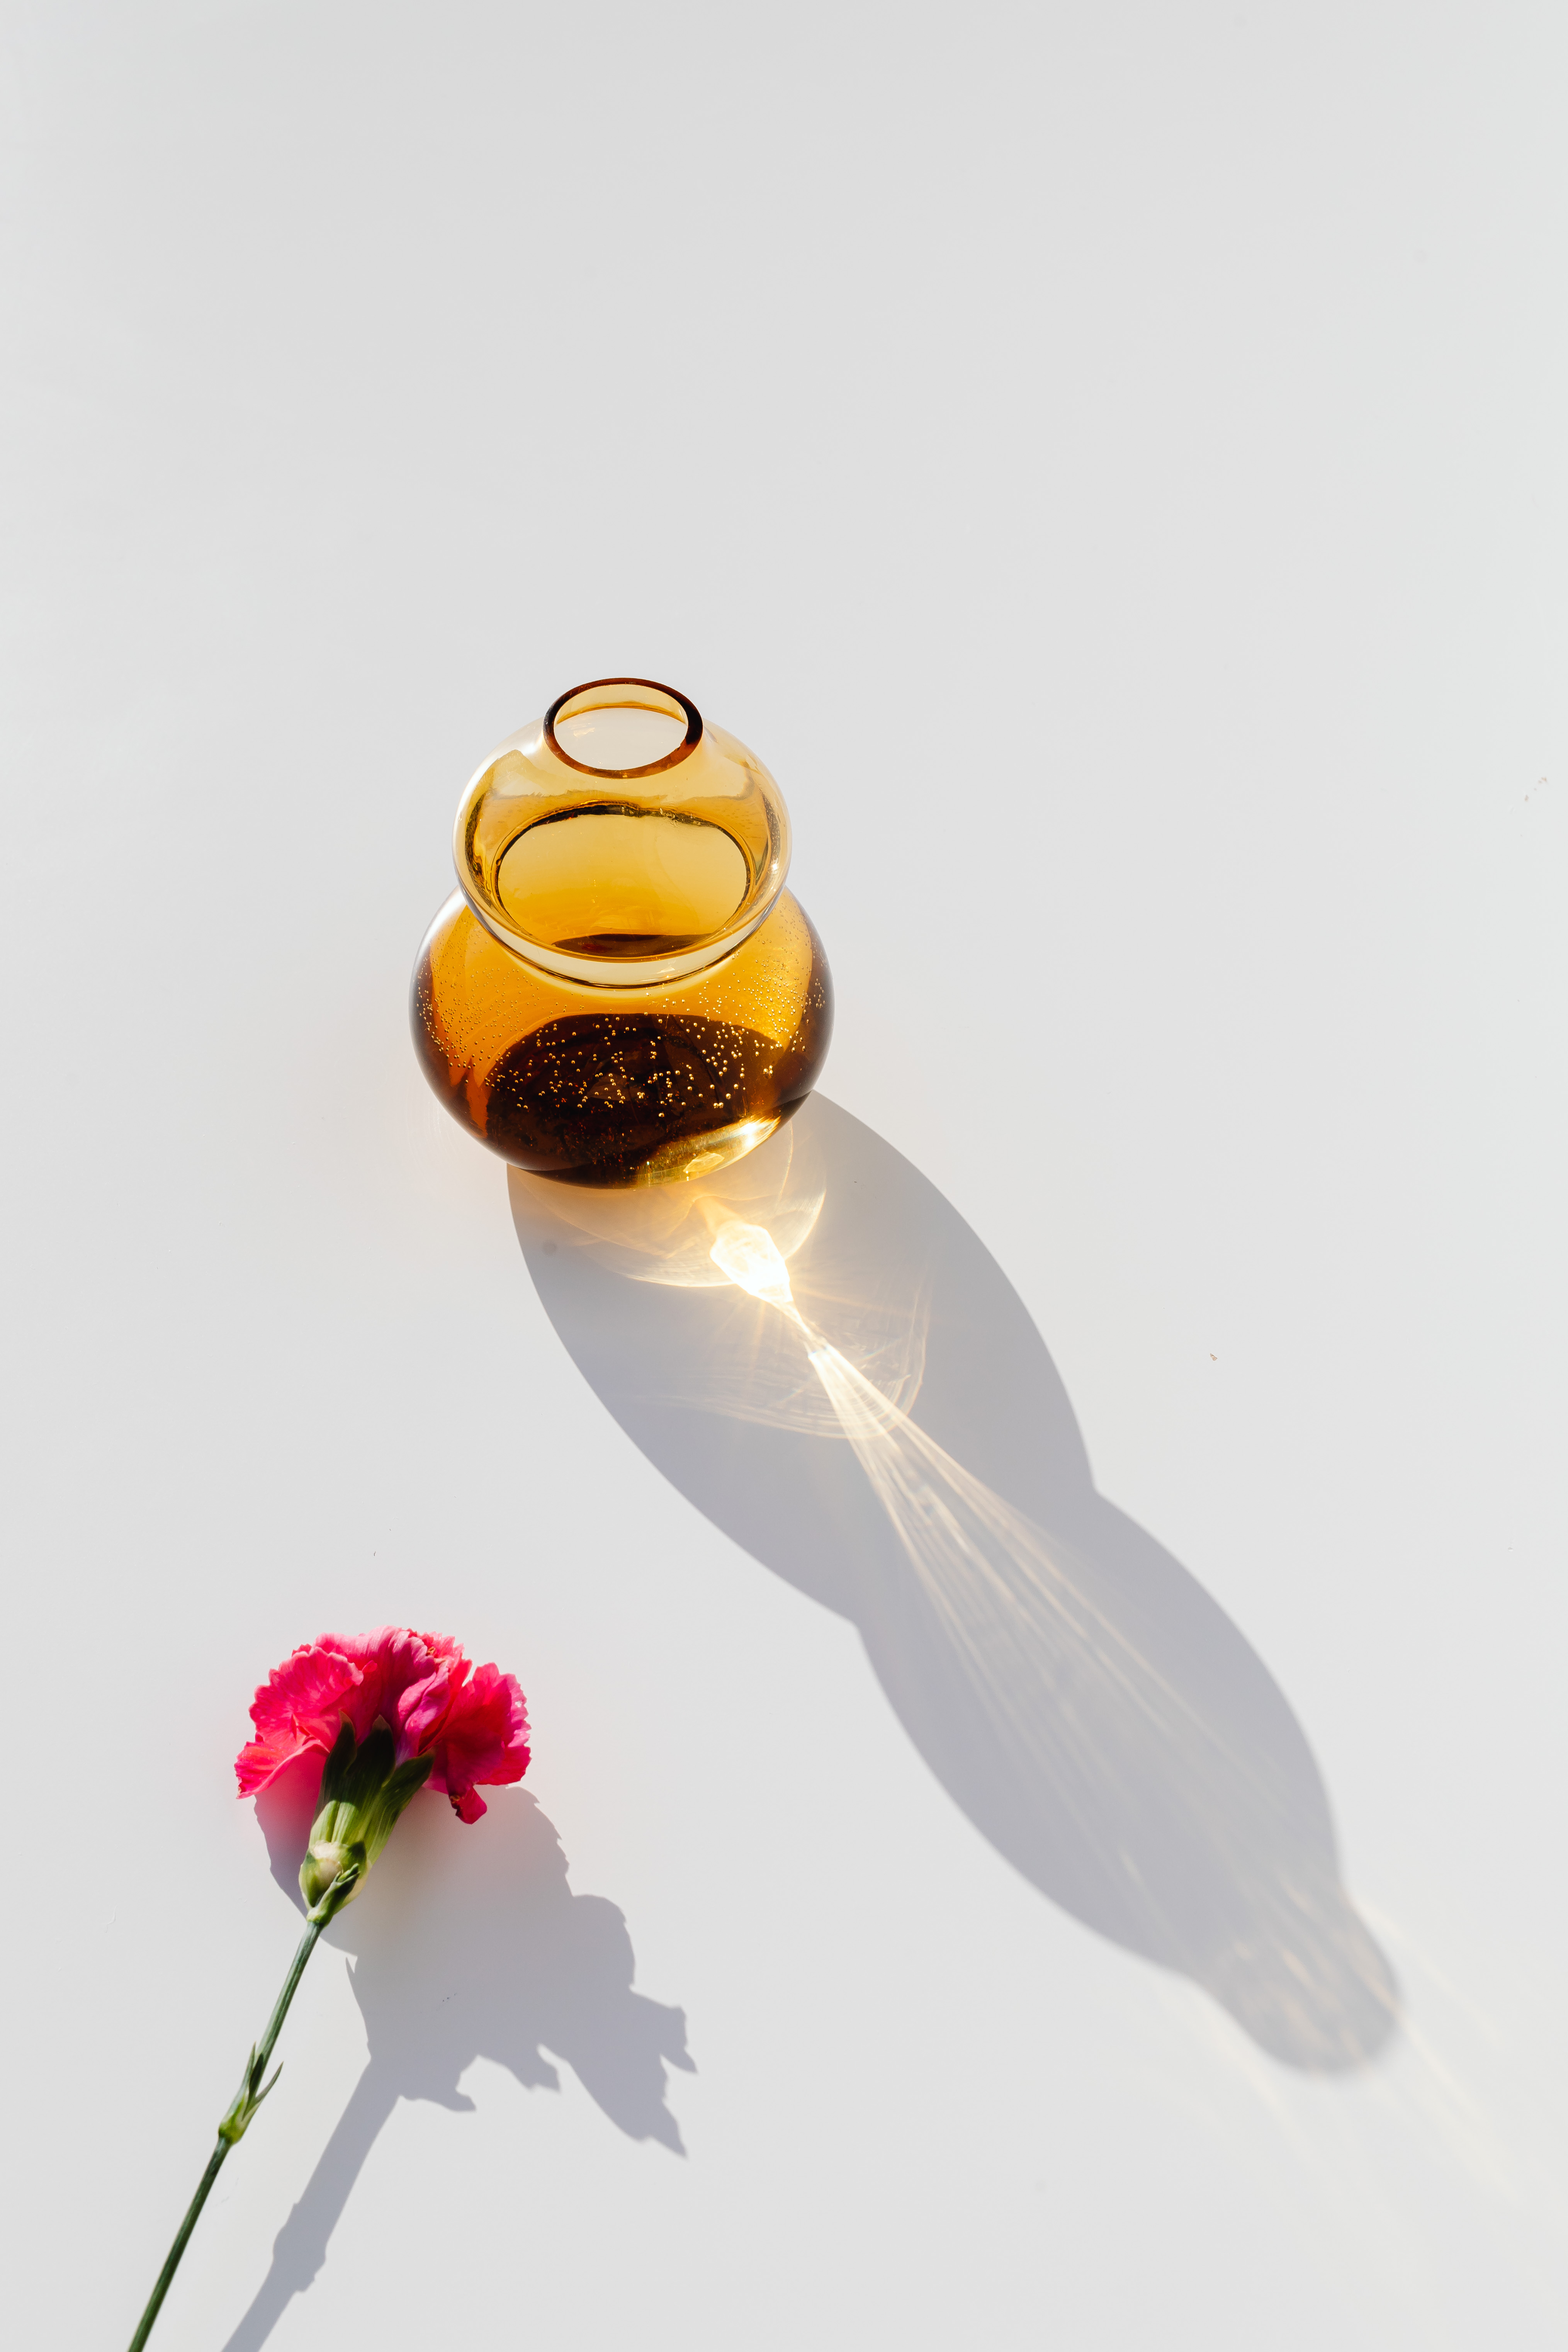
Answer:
[300,1837,360,1914]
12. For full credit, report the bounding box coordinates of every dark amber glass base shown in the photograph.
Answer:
[413,890,832,1187]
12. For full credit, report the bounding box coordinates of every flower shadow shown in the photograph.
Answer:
[220,1771,691,2352]
[510,1093,1400,2075]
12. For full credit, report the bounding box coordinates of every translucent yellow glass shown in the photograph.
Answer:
[412,680,832,1186]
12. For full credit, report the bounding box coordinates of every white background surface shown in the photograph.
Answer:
[3,3,1566,2345]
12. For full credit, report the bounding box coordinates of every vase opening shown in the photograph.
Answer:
[545,678,701,778]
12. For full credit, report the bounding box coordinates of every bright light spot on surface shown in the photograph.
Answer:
[708,1219,801,1315]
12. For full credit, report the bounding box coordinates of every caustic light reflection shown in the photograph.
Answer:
[511,1105,1398,2071]
[706,1216,1398,2073]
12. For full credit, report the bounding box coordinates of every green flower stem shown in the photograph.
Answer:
[126,1914,327,2352]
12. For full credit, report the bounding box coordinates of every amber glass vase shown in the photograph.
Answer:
[412,678,833,1186]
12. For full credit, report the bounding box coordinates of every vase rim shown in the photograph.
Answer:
[544,678,703,780]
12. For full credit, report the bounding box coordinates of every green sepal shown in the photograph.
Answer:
[298,1721,434,1920]
[316,1716,360,1808]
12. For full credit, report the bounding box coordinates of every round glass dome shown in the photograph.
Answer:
[455,678,792,987]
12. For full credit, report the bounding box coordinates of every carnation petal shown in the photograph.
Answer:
[238,1630,530,1827]
[428,1663,531,1820]
[235,1643,362,1793]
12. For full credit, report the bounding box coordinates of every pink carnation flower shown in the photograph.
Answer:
[236,1626,530,1823]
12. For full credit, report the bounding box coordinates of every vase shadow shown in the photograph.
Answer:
[220,1770,691,2352]
[509,1092,1399,2075]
